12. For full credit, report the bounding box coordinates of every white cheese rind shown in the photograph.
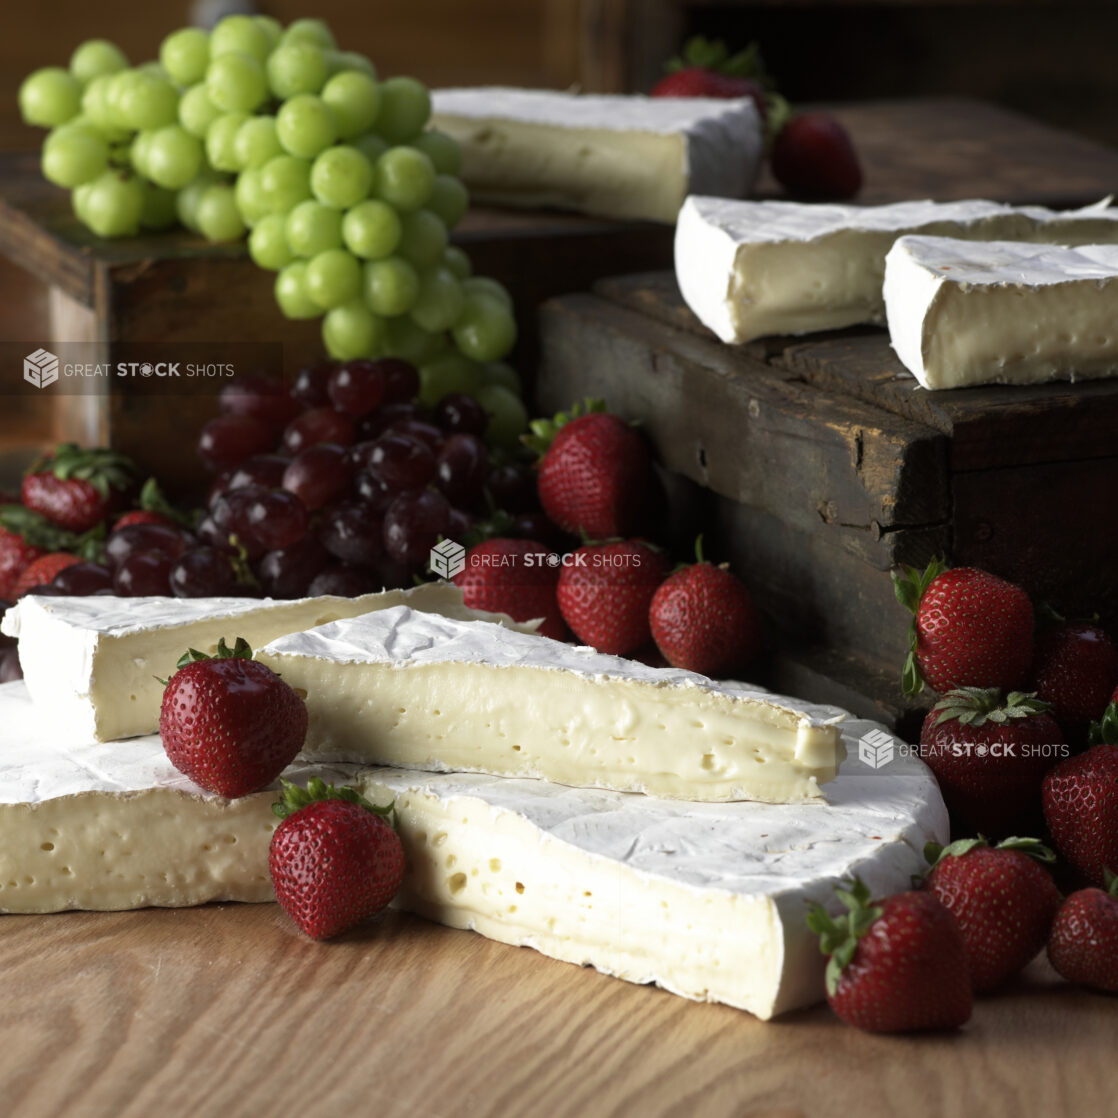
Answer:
[257,606,844,803]
[884,235,1118,389]
[2,582,535,743]
[676,194,1118,343]
[430,87,762,224]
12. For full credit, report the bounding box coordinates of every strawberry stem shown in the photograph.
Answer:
[272,776,396,827]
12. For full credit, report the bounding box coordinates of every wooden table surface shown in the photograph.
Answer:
[2,902,1112,1118]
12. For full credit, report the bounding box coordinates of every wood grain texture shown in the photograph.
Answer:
[0,904,1112,1118]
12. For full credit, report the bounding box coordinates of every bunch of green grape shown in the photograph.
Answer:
[18,16,521,391]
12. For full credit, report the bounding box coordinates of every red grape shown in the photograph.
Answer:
[219,375,300,429]
[196,514,235,554]
[366,433,435,490]
[207,471,234,508]
[257,535,330,599]
[282,407,356,454]
[319,501,384,566]
[356,401,426,441]
[197,414,276,473]
[52,562,113,595]
[435,392,487,436]
[113,551,174,596]
[487,463,538,513]
[229,453,291,491]
[170,547,239,597]
[292,360,337,407]
[0,646,22,682]
[511,510,575,553]
[378,358,420,404]
[282,444,352,511]
[328,359,387,417]
[435,433,489,507]
[353,468,402,513]
[446,507,474,540]
[106,523,190,570]
[383,417,443,453]
[241,489,308,552]
[383,489,451,565]
[308,562,379,597]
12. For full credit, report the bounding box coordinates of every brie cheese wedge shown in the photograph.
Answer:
[884,235,1118,389]
[676,194,1118,343]
[1,582,535,742]
[257,606,844,802]
[431,87,762,224]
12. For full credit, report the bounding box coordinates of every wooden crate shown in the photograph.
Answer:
[536,272,1118,730]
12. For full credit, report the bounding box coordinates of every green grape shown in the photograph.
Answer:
[205,112,249,173]
[276,94,337,159]
[417,352,482,407]
[331,52,376,79]
[210,15,271,64]
[397,209,448,268]
[146,124,204,190]
[195,182,246,241]
[282,19,336,51]
[480,362,522,396]
[140,183,178,230]
[323,299,386,360]
[129,130,154,178]
[310,145,373,209]
[384,315,447,364]
[266,42,328,99]
[82,169,144,237]
[375,146,435,212]
[117,71,178,131]
[81,75,117,132]
[107,137,133,168]
[249,213,293,270]
[476,383,529,450]
[462,276,513,310]
[234,115,282,168]
[285,199,343,257]
[342,199,402,259]
[321,71,380,139]
[453,293,517,362]
[413,129,461,175]
[176,171,221,232]
[442,244,472,280]
[304,248,361,309]
[410,265,464,333]
[259,154,313,213]
[206,52,267,113]
[364,256,419,316]
[72,181,94,225]
[137,62,169,78]
[254,16,283,51]
[234,167,269,227]
[275,261,321,319]
[41,127,108,187]
[71,40,129,83]
[376,76,431,144]
[427,174,469,229]
[20,67,82,127]
[178,84,222,138]
[159,28,209,86]
[352,131,388,165]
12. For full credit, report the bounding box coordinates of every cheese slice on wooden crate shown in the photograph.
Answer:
[430,87,762,223]
[0,680,946,1020]
[884,235,1118,389]
[1,582,535,743]
[675,194,1118,343]
[256,605,844,803]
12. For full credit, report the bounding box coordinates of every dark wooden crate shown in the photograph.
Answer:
[536,272,1118,727]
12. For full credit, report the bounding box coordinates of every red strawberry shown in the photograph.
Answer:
[893,559,1034,696]
[1030,622,1118,742]
[21,443,137,533]
[1043,705,1118,886]
[12,552,82,598]
[1047,869,1118,992]
[918,687,1063,837]
[0,504,89,599]
[649,546,761,677]
[650,36,768,122]
[114,510,174,531]
[269,777,405,941]
[0,526,45,600]
[530,401,656,540]
[556,540,669,656]
[159,637,308,798]
[452,538,566,641]
[807,878,972,1033]
[923,837,1061,993]
[772,113,863,200]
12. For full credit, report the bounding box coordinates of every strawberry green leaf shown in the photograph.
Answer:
[1088,701,1118,747]
[994,837,1056,864]
[0,504,83,552]
[805,877,882,997]
[520,398,606,458]
[893,557,947,698]
[137,477,199,530]
[174,636,253,670]
[272,776,396,827]
[1104,868,1118,897]
[933,687,1050,728]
